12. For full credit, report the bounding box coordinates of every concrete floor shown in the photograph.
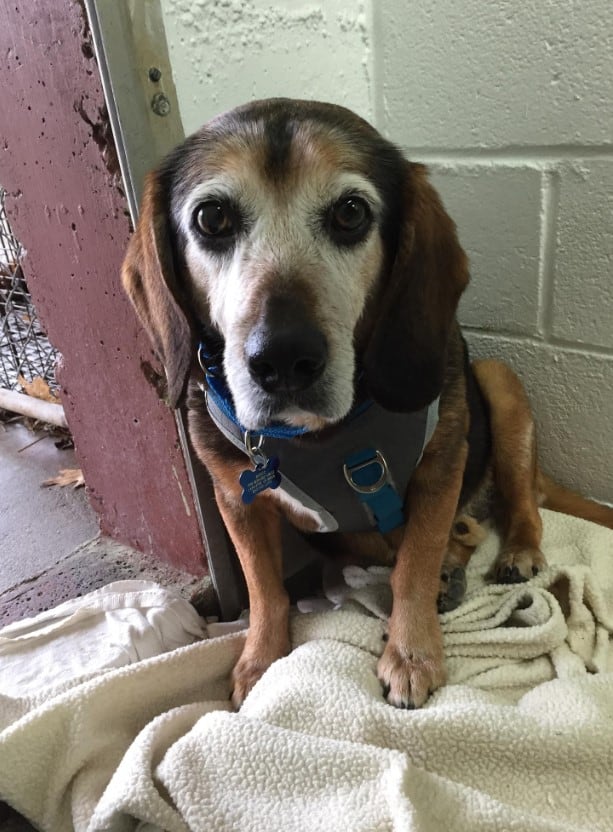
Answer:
[0,421,99,593]
[0,421,214,622]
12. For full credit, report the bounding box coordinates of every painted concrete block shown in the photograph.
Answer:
[1,0,206,574]
[160,0,373,134]
[429,166,542,335]
[466,333,613,505]
[379,0,613,148]
[552,162,613,350]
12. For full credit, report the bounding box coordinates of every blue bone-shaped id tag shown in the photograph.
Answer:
[239,456,281,504]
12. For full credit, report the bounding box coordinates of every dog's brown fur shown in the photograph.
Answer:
[122,98,613,709]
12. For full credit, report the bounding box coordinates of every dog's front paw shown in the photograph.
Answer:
[377,635,446,709]
[231,637,290,709]
[493,546,547,584]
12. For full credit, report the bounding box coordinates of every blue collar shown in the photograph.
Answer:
[198,341,371,441]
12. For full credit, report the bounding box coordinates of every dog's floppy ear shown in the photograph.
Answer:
[363,162,469,412]
[122,171,193,408]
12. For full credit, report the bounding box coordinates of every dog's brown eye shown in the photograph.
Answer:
[194,201,234,237]
[329,196,371,243]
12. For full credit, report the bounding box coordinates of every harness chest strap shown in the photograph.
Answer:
[202,380,440,535]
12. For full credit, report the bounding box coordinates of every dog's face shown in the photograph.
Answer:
[171,105,394,431]
[123,99,469,426]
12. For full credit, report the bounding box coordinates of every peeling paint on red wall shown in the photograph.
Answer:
[0,0,206,574]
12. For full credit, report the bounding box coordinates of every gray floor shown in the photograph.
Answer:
[0,422,99,593]
[0,420,214,624]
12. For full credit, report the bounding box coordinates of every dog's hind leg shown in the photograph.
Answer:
[437,514,489,611]
[472,359,547,583]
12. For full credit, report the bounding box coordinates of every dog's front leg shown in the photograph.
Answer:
[215,488,289,708]
[378,436,468,708]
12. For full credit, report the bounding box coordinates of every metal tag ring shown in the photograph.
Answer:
[343,450,389,494]
[244,431,266,466]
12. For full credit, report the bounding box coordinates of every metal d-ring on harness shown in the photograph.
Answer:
[197,340,440,535]
[342,448,405,534]
[343,450,389,494]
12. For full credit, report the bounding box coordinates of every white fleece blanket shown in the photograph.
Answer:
[1,509,613,832]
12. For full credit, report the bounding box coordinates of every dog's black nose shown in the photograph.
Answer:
[246,323,328,394]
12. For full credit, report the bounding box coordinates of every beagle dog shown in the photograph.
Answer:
[122,98,613,709]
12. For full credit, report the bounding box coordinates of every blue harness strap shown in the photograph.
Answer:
[343,448,405,533]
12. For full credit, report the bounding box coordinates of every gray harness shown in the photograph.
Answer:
[204,385,439,534]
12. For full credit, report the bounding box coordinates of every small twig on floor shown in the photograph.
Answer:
[17,434,48,453]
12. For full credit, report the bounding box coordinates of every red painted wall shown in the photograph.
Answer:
[0,1,206,574]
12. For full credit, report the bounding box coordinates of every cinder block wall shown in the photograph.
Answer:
[378,0,613,503]
[159,0,374,134]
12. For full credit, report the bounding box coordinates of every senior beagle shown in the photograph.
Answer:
[122,98,613,709]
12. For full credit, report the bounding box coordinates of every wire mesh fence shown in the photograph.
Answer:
[0,187,60,394]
